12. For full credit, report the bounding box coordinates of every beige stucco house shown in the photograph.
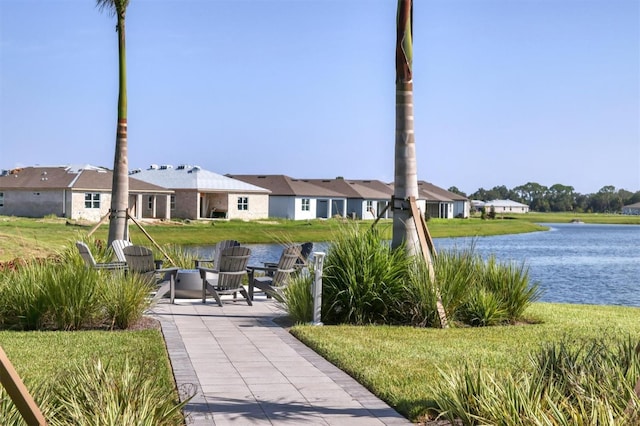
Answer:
[130,165,270,220]
[0,165,173,221]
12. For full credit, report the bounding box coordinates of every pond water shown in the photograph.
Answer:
[191,223,640,307]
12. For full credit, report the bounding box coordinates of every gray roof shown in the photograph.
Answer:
[227,175,343,197]
[0,165,171,193]
[131,165,270,193]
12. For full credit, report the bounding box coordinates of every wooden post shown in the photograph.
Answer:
[0,346,47,425]
[127,212,175,266]
[408,196,448,328]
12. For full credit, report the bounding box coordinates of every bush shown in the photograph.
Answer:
[47,359,189,425]
[428,336,640,425]
[0,241,155,330]
[99,272,154,329]
[0,359,191,425]
[280,271,315,324]
[322,225,410,325]
[406,246,541,327]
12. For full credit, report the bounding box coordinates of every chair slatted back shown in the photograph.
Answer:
[214,240,240,267]
[111,239,133,262]
[217,246,251,291]
[297,242,313,265]
[123,245,156,274]
[76,241,97,267]
[272,246,300,287]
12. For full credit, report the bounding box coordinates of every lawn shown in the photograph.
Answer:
[291,302,640,421]
[0,215,549,263]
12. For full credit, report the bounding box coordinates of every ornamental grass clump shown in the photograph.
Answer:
[280,271,314,324]
[99,271,154,330]
[47,359,189,426]
[321,225,410,325]
[407,246,541,327]
[0,241,156,330]
[428,336,640,425]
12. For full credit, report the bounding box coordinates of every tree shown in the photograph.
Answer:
[392,0,419,254]
[447,186,467,197]
[97,0,130,245]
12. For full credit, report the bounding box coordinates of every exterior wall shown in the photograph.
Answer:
[0,189,66,218]
[269,196,296,219]
[294,197,317,220]
[227,193,269,220]
[453,200,470,218]
[70,191,112,221]
[172,190,199,219]
[489,204,529,214]
[622,206,640,215]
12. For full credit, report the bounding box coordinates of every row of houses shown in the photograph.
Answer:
[0,164,474,222]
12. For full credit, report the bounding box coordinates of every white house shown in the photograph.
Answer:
[483,199,530,214]
[622,202,640,215]
[226,175,346,220]
[131,165,270,220]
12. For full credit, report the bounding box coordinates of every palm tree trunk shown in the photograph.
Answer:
[108,8,129,245]
[392,0,419,255]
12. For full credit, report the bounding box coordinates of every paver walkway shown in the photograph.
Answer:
[151,297,412,425]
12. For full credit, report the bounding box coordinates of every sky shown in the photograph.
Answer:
[1,0,638,196]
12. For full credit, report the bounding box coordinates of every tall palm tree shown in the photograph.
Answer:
[392,0,419,255]
[97,0,130,245]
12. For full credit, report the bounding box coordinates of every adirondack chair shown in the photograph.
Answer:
[123,245,179,303]
[111,239,132,263]
[193,240,240,269]
[248,245,300,301]
[263,242,313,276]
[76,241,127,271]
[198,246,252,306]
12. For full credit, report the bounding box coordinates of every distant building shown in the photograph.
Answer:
[131,165,270,220]
[483,199,530,214]
[417,181,470,219]
[226,175,346,220]
[622,202,640,215]
[0,165,172,221]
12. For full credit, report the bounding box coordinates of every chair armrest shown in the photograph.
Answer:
[247,265,275,273]
[156,267,179,275]
[96,262,128,270]
[194,259,214,268]
[197,266,220,278]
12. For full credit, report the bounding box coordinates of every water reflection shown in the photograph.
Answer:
[189,223,640,307]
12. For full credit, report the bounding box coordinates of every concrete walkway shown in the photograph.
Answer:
[151,297,412,425]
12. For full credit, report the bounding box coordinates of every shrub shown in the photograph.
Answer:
[44,262,102,330]
[406,245,541,327]
[0,260,49,329]
[280,271,315,324]
[428,336,640,425]
[99,272,154,329]
[322,225,410,325]
[47,359,190,425]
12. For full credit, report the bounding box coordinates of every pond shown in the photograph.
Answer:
[191,223,640,307]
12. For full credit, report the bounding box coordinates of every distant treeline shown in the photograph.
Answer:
[447,183,640,213]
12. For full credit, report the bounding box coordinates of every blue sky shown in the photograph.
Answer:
[1,0,638,195]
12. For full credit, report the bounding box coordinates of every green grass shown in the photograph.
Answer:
[0,329,172,387]
[0,215,549,262]
[290,302,640,421]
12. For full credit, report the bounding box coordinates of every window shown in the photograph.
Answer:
[237,197,248,211]
[0,192,3,208]
[148,195,155,209]
[84,193,100,209]
[366,200,373,211]
[170,195,176,210]
[301,198,310,211]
